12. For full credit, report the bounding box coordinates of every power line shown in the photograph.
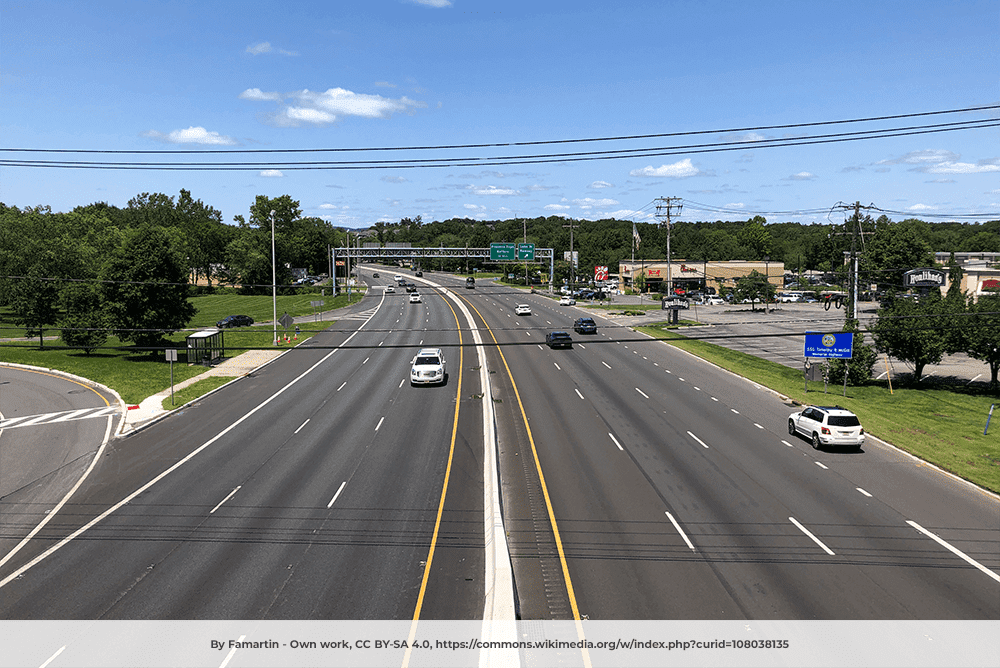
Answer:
[5,104,998,155]
[3,114,998,171]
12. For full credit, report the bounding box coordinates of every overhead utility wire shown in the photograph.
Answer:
[5,103,998,155]
[4,118,999,171]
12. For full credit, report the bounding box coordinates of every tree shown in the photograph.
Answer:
[862,220,934,294]
[870,292,950,383]
[101,225,195,351]
[59,282,107,355]
[963,293,1000,388]
[736,216,772,260]
[825,321,878,386]
[733,270,775,311]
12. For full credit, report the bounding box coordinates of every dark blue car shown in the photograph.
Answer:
[573,317,597,334]
[216,314,254,328]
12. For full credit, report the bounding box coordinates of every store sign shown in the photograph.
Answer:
[903,268,946,288]
[595,265,609,281]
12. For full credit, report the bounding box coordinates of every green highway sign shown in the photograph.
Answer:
[517,243,535,261]
[490,242,517,261]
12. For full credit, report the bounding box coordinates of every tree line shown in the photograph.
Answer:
[1,191,997,385]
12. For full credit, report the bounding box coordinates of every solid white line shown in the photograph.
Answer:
[856,487,872,497]
[907,520,1000,582]
[575,389,585,400]
[635,387,649,399]
[789,516,835,555]
[327,482,347,509]
[375,416,385,431]
[210,486,241,514]
[608,433,624,451]
[39,646,66,668]
[337,381,347,391]
[687,431,710,449]
[0,307,380,589]
[815,461,829,469]
[294,419,310,434]
[219,635,245,668]
[665,512,696,551]
[602,361,611,369]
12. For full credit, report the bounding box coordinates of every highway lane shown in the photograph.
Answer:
[0,281,487,620]
[456,277,999,620]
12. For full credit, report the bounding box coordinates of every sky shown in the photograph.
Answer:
[2,0,999,229]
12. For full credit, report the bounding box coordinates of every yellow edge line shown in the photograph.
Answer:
[410,295,464,621]
[460,297,583,622]
[3,367,111,407]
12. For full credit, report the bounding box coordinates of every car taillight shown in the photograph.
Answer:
[821,427,831,435]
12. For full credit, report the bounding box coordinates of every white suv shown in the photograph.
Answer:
[788,405,865,450]
[410,348,446,385]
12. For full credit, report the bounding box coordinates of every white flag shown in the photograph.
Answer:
[632,222,641,246]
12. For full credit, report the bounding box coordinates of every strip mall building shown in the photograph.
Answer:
[617,260,785,294]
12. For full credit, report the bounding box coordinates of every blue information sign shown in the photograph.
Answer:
[804,332,854,359]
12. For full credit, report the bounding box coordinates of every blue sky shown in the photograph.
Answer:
[2,0,998,229]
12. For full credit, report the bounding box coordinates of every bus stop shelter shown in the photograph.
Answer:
[186,328,224,365]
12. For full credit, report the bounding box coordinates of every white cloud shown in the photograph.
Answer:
[142,126,238,145]
[908,204,937,211]
[589,180,614,189]
[544,204,572,211]
[260,170,284,178]
[881,149,960,165]
[573,197,619,207]
[381,176,407,183]
[464,204,486,212]
[319,203,338,209]
[630,159,700,178]
[926,161,1000,174]
[725,202,746,209]
[241,87,427,126]
[246,42,272,55]
[472,185,520,196]
[409,0,452,6]
[786,171,817,181]
[239,88,284,102]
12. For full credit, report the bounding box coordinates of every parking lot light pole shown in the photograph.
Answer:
[271,210,277,346]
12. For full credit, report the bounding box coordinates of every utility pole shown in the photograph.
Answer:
[831,201,876,325]
[562,221,580,293]
[654,197,683,296]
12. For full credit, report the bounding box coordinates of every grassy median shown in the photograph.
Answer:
[636,323,1000,494]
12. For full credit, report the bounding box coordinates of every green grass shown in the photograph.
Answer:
[636,323,1000,494]
[161,376,234,411]
[0,292,368,404]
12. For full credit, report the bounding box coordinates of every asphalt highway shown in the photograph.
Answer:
[0,270,996,625]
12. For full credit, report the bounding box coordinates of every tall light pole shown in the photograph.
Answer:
[270,210,277,346]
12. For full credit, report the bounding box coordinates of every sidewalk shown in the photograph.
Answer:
[121,349,286,432]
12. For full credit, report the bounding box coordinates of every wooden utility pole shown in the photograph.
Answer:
[654,197,683,295]
[563,220,580,291]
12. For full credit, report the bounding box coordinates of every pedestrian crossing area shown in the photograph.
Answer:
[0,406,119,430]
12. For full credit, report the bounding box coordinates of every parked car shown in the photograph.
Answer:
[545,331,573,349]
[788,405,865,450]
[409,293,422,303]
[216,315,254,328]
[706,296,725,305]
[573,317,597,334]
[515,304,532,316]
[410,348,446,385]
[559,296,576,305]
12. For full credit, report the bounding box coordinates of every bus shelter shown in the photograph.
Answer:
[186,328,224,365]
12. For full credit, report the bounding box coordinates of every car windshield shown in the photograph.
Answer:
[828,415,861,427]
[415,356,440,366]
[580,319,594,325]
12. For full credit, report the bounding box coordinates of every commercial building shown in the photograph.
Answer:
[617,259,785,294]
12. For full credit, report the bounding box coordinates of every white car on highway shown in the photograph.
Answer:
[788,405,865,450]
[559,296,576,305]
[384,285,395,293]
[410,348,446,385]
[515,304,532,316]
[409,293,422,303]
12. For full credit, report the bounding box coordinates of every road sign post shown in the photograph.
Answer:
[165,349,178,405]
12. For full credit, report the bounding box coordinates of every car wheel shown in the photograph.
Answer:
[811,433,821,450]
[788,420,796,436]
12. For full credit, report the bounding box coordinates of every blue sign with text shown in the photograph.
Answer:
[804,332,854,359]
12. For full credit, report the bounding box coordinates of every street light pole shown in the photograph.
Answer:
[271,210,277,346]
